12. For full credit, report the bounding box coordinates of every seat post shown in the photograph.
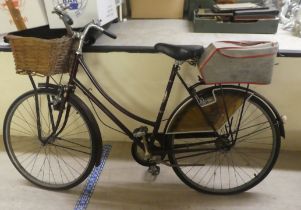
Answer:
[174,60,184,66]
[152,62,180,136]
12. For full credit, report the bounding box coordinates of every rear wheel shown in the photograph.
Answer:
[166,87,281,194]
[3,88,101,190]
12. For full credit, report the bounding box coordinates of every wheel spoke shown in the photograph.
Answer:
[168,88,280,194]
[3,90,95,190]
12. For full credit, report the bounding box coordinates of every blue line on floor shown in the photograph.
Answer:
[74,144,112,210]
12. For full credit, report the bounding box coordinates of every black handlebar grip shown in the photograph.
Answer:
[63,14,73,26]
[103,30,117,39]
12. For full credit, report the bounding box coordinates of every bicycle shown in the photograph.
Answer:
[3,4,285,195]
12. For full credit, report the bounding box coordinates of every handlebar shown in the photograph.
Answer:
[52,4,73,35]
[62,14,73,26]
[75,22,117,54]
[102,29,117,39]
[52,4,117,48]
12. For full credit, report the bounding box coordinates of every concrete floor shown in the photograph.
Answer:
[0,141,301,210]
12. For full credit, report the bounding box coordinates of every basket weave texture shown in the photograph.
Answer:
[6,35,75,76]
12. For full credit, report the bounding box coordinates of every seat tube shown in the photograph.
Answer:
[153,61,180,136]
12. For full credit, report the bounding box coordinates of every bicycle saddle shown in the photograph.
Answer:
[155,43,204,61]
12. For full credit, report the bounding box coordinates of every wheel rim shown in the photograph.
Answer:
[169,89,280,194]
[4,92,94,189]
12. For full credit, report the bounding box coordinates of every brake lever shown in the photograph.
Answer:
[102,30,117,39]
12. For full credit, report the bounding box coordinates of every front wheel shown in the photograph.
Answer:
[166,86,281,195]
[3,88,101,190]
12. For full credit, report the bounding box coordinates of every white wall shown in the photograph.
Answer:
[0,52,300,151]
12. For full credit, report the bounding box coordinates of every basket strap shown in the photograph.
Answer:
[6,0,26,30]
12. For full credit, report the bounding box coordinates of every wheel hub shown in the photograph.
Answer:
[215,135,233,151]
[40,135,56,146]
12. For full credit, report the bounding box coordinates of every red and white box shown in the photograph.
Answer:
[198,41,279,84]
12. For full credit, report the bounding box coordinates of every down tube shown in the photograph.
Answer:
[74,78,135,139]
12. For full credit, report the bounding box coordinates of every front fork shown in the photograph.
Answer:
[29,76,74,145]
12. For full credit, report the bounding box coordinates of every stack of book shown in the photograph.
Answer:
[233,8,279,22]
[196,9,233,21]
[196,2,279,23]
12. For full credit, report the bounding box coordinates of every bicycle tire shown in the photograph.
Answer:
[3,88,101,190]
[166,86,281,195]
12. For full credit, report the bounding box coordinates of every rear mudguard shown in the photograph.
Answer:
[164,84,285,138]
[38,83,103,165]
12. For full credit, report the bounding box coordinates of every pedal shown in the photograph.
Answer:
[148,165,160,176]
[133,126,151,160]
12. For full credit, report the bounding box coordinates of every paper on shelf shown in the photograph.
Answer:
[215,3,261,10]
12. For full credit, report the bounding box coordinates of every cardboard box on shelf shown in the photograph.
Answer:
[130,0,185,19]
[43,0,118,29]
[0,0,48,34]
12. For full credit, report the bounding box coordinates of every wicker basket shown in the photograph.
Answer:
[6,35,76,76]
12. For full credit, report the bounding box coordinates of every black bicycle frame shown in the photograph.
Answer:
[51,54,216,147]
[29,52,222,152]
[27,50,284,161]
[68,55,179,143]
